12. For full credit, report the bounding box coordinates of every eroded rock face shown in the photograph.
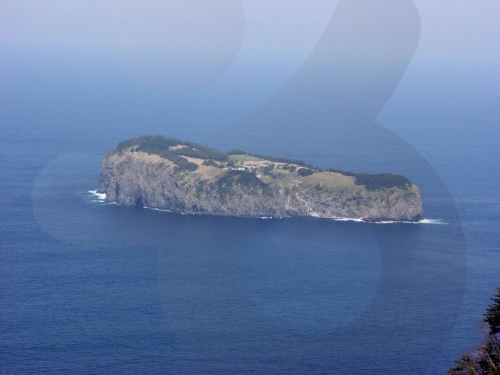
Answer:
[97,144,423,222]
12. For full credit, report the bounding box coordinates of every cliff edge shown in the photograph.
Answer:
[97,135,423,222]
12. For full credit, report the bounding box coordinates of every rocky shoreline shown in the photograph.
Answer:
[97,136,423,223]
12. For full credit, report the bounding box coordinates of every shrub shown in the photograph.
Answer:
[215,170,270,197]
[297,168,314,177]
[448,288,500,375]
[202,159,218,167]
[354,173,412,191]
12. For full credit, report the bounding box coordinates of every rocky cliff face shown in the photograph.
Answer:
[97,141,423,222]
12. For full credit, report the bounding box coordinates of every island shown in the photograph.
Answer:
[97,135,423,222]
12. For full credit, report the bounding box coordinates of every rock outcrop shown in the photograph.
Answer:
[97,136,423,222]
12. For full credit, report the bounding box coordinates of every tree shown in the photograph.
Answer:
[297,167,314,177]
[485,289,500,336]
[448,288,500,375]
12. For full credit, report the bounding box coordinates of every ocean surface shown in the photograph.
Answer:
[1,45,499,375]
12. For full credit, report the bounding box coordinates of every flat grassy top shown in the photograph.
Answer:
[115,136,415,192]
[228,154,262,163]
[158,153,362,191]
[126,150,415,197]
[305,171,357,189]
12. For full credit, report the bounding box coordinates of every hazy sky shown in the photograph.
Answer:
[1,0,498,92]
[1,1,497,58]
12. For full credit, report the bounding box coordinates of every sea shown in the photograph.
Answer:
[1,42,499,375]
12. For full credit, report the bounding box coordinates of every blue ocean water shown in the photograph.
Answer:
[1,43,499,375]
[1,115,498,374]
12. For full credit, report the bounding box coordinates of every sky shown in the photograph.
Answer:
[0,1,335,91]
[1,1,498,65]
[1,1,498,138]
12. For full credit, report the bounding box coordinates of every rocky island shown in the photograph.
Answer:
[97,135,423,222]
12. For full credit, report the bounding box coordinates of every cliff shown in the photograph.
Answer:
[97,135,423,222]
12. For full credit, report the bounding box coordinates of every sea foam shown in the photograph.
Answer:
[372,218,447,225]
[88,190,106,202]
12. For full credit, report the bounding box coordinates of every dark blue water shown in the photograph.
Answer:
[1,23,499,375]
[1,116,498,374]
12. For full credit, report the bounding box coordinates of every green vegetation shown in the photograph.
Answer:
[216,170,269,191]
[244,153,321,170]
[118,135,228,161]
[212,169,273,200]
[228,154,261,163]
[325,167,412,191]
[448,288,500,375]
[115,136,415,191]
[297,167,314,177]
[261,164,274,174]
[117,135,181,151]
[117,135,228,171]
[353,173,412,191]
[202,159,219,167]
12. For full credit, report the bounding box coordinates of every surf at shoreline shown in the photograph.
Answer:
[88,190,444,225]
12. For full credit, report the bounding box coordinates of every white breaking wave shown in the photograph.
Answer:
[145,207,172,213]
[372,218,447,225]
[88,190,107,202]
[91,198,447,225]
[331,217,365,223]
[417,218,447,225]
